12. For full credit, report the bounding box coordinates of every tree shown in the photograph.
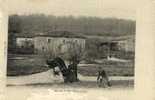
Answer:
[9,15,22,33]
[84,38,101,62]
[8,15,22,53]
[63,41,85,81]
[42,39,85,82]
[9,14,136,37]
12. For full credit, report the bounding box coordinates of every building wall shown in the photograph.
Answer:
[16,38,34,48]
[117,39,135,52]
[34,36,85,56]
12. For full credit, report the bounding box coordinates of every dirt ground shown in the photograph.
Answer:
[6,69,134,100]
[6,55,134,100]
[7,69,134,87]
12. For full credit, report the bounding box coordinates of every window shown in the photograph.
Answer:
[42,46,45,51]
[47,39,51,43]
[63,40,65,43]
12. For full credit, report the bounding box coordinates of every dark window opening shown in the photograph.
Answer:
[63,40,65,43]
[48,39,51,43]
[42,46,45,51]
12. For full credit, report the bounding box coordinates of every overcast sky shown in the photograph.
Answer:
[3,0,137,20]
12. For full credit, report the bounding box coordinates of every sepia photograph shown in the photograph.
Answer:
[7,15,135,87]
[2,0,137,100]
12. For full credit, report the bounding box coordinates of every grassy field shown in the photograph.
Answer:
[7,54,49,76]
[78,60,134,76]
[7,54,134,76]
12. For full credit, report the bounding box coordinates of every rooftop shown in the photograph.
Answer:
[35,31,86,39]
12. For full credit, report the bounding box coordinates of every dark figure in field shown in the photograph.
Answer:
[68,62,79,82]
[97,67,111,87]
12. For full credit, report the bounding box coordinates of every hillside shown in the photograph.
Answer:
[9,14,136,37]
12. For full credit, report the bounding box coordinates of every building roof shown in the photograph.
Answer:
[86,34,135,42]
[35,31,86,39]
[15,34,34,38]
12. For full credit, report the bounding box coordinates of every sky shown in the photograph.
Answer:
[2,0,137,20]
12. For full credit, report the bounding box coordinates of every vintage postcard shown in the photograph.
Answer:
[0,0,154,100]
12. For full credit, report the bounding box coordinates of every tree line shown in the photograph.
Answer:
[8,14,135,36]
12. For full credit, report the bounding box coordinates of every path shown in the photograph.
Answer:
[6,70,134,100]
[7,69,134,88]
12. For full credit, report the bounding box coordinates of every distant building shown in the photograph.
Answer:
[15,34,34,48]
[116,39,134,52]
[113,35,135,52]
[87,35,135,59]
[34,31,86,56]
[13,34,35,54]
[97,35,135,52]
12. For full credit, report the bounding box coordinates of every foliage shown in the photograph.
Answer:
[8,14,136,36]
[63,41,85,63]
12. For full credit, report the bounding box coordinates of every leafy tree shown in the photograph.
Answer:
[62,41,85,81]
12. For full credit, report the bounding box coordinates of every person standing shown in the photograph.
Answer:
[97,67,111,87]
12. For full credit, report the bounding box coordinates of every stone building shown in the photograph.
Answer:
[34,31,86,58]
[14,34,34,54]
